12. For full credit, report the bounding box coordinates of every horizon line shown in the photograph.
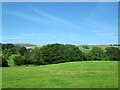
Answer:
[0,42,119,46]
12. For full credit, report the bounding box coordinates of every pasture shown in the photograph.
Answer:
[2,61,118,88]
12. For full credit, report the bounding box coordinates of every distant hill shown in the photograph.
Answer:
[77,44,119,53]
[14,43,36,47]
[1,43,119,50]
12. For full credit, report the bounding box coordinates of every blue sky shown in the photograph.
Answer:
[2,2,118,45]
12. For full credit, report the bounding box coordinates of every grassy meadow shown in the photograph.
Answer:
[2,61,118,88]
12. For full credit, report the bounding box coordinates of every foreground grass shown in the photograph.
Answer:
[2,61,118,88]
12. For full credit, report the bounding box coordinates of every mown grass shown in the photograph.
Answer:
[2,61,118,88]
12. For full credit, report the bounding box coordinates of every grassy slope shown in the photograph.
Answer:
[77,45,119,53]
[2,61,118,88]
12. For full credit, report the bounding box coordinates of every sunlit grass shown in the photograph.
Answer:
[2,61,118,88]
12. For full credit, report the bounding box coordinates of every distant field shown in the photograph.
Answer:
[2,61,118,88]
[78,45,119,53]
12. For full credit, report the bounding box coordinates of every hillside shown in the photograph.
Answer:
[77,44,119,53]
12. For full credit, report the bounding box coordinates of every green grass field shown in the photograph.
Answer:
[2,61,118,88]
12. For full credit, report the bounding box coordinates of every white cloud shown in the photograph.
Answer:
[6,11,51,24]
[5,6,82,30]
[30,7,81,30]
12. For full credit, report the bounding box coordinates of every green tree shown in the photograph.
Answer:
[105,47,120,61]
[89,47,105,60]
[23,47,47,65]
[2,43,14,50]
[18,47,27,55]
[82,45,89,49]
[0,56,9,67]
[2,49,12,60]
[23,50,32,65]
[13,55,25,66]
[40,43,83,64]
[83,53,92,61]
[11,46,21,54]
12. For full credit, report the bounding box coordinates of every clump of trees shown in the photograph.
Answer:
[13,44,83,65]
[40,44,83,64]
[105,47,120,61]
[83,46,120,61]
[89,47,105,60]
[1,43,120,67]
[110,44,120,46]
[82,45,89,49]
[1,43,28,66]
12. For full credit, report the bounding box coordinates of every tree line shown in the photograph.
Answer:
[0,43,120,67]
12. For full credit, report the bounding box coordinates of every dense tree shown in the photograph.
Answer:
[26,47,48,65]
[89,47,105,60]
[18,47,27,56]
[23,50,32,64]
[13,55,25,66]
[14,47,48,66]
[82,45,89,49]
[0,57,9,67]
[2,49,12,60]
[2,43,14,50]
[105,47,120,61]
[11,46,21,54]
[40,43,83,64]
[83,53,93,61]
[1,43,120,66]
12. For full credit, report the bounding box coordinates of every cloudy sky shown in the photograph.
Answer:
[2,2,118,45]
